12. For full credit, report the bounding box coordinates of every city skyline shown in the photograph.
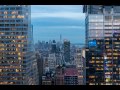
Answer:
[0,5,120,85]
[31,5,85,44]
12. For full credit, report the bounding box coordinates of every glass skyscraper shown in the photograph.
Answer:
[83,5,120,85]
[0,5,38,85]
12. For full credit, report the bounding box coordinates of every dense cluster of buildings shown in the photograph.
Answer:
[35,40,86,85]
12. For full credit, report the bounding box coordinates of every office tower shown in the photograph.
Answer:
[51,40,57,53]
[83,5,120,85]
[0,5,38,85]
[63,40,70,63]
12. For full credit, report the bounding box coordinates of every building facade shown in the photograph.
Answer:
[0,5,38,85]
[55,66,64,85]
[74,48,86,85]
[83,5,120,85]
[64,68,78,85]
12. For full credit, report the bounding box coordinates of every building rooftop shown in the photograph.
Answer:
[64,68,78,76]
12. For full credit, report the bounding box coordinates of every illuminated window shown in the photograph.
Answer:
[17,15,24,19]
[78,76,83,78]
[18,53,21,56]
[107,53,112,55]
[96,61,100,63]
[11,11,18,14]
[9,82,13,84]
[89,61,95,63]
[105,72,111,74]
[18,44,21,47]
[113,57,118,59]
[89,76,95,78]
[16,48,18,51]
[0,48,4,51]
[113,53,118,55]
[0,69,2,72]
[105,78,110,82]
[0,32,4,35]
[0,44,4,47]
[18,36,21,39]
[100,83,104,85]
[96,68,103,70]
[18,57,21,60]
[12,40,15,42]
[16,69,19,72]
[106,45,110,48]
[12,15,16,18]
[4,11,8,14]
[89,83,95,85]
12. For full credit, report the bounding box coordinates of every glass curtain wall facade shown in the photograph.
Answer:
[0,5,38,85]
[83,5,120,85]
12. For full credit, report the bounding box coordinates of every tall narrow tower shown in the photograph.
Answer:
[63,40,70,63]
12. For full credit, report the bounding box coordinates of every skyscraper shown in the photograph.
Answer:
[83,5,120,85]
[51,40,57,53]
[63,40,70,63]
[0,5,38,85]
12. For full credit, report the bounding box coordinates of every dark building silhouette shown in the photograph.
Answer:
[51,40,57,53]
[36,52,43,85]
[63,40,70,63]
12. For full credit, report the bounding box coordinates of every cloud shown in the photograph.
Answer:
[31,5,85,44]
[31,5,83,13]
[32,17,85,27]
[33,26,84,30]
[31,5,85,20]
[31,12,85,20]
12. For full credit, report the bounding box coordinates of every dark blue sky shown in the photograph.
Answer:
[31,5,85,44]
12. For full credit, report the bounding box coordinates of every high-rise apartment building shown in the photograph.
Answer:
[83,5,120,85]
[0,5,38,85]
